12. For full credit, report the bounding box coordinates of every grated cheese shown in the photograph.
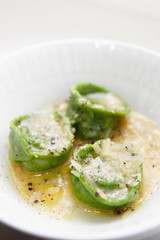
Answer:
[87,92,125,111]
[71,138,142,202]
[19,111,71,153]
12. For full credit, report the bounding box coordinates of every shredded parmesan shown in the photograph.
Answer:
[87,92,125,111]
[112,110,160,202]
[19,111,71,153]
[71,138,142,202]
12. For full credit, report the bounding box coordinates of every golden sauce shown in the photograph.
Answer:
[9,110,160,220]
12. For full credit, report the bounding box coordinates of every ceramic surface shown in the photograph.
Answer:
[0,40,160,240]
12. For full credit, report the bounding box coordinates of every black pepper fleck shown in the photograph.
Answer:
[115,210,121,215]
[95,192,99,197]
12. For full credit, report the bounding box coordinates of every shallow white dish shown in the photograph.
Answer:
[0,40,160,240]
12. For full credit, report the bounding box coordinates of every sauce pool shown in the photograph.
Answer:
[9,109,160,220]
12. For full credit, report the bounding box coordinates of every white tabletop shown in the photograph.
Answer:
[0,0,160,57]
[0,0,160,239]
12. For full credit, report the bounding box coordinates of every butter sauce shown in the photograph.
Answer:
[9,107,160,220]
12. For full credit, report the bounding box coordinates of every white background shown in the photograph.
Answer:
[1,0,160,57]
[0,0,160,239]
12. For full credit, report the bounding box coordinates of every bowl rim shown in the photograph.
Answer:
[1,39,160,240]
[1,38,160,62]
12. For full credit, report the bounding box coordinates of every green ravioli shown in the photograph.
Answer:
[9,110,74,172]
[67,82,130,139]
[71,139,142,210]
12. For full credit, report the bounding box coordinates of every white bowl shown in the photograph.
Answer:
[0,40,160,240]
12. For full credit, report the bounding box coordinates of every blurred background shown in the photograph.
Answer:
[1,0,160,57]
[0,0,160,239]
